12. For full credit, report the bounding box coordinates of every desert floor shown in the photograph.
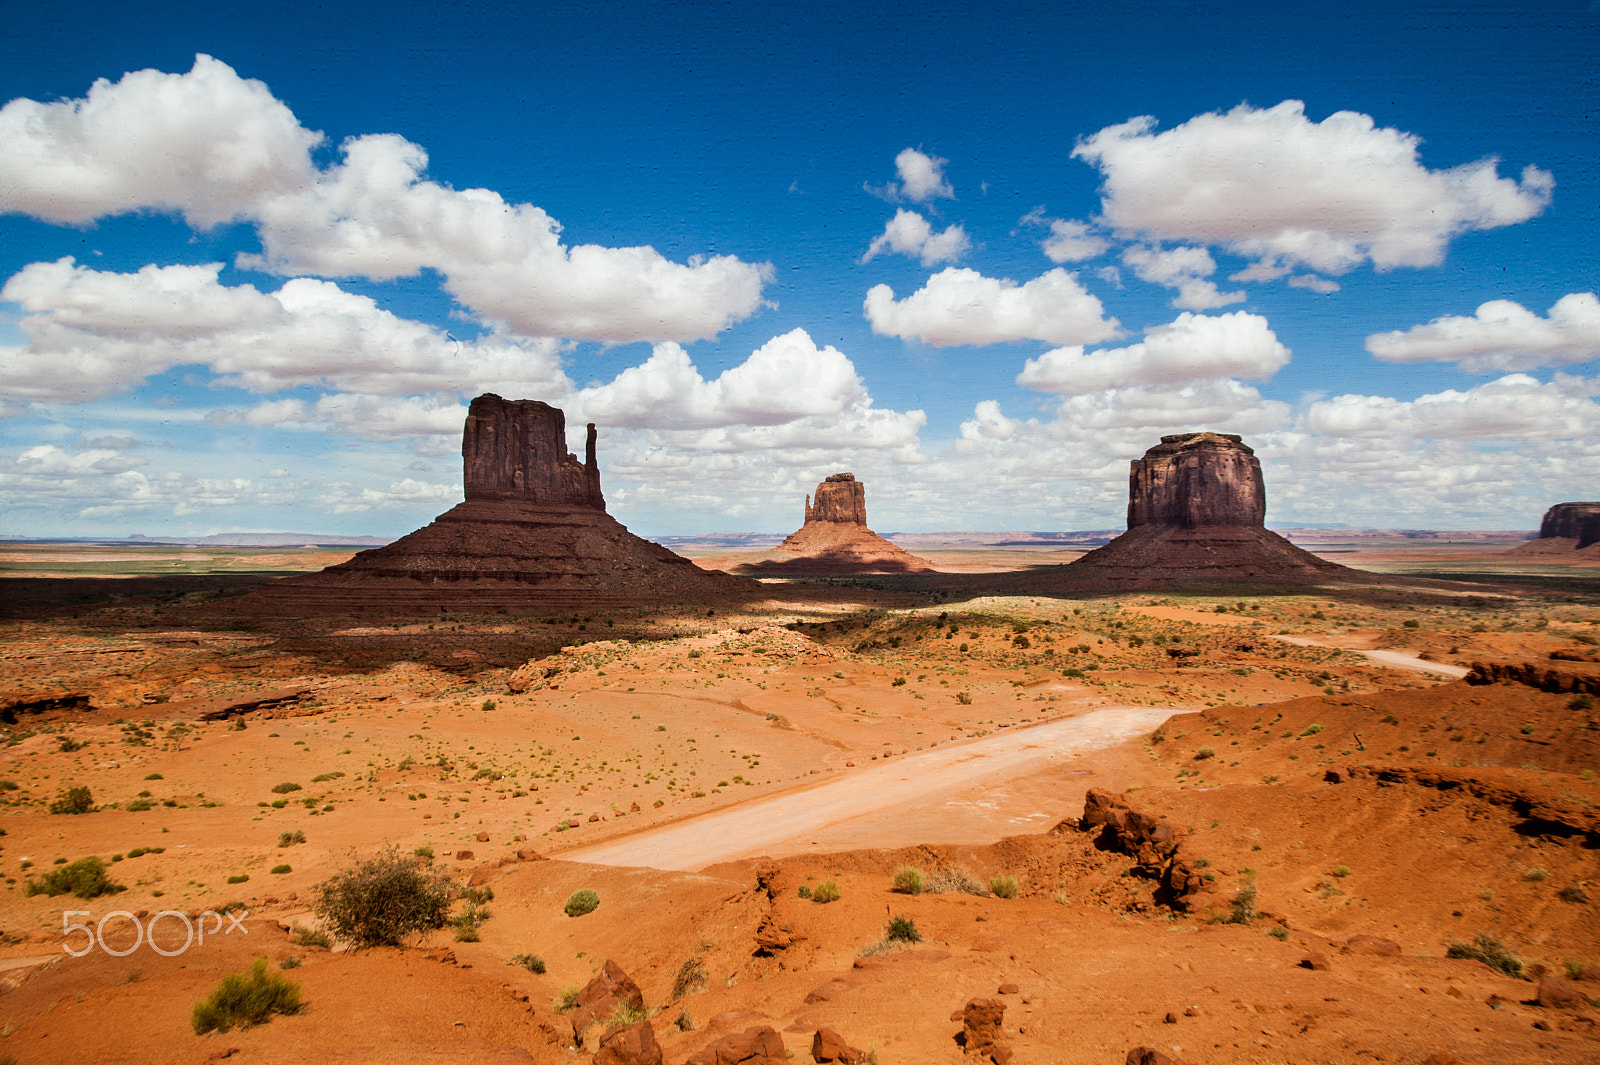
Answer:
[0,536,1595,1064]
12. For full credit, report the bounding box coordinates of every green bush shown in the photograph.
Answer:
[313,846,454,947]
[1194,747,1215,760]
[278,830,306,848]
[190,959,301,1034]
[271,783,302,794]
[810,879,840,904]
[891,866,925,895]
[797,884,812,899]
[511,953,546,974]
[1228,880,1258,925]
[271,864,291,875]
[1447,933,1523,978]
[25,856,124,899]
[125,799,154,812]
[227,874,249,884]
[49,786,94,815]
[563,888,600,917]
[988,874,1019,899]
[885,915,921,943]
[144,772,164,780]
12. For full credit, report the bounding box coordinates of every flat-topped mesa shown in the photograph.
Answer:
[1538,502,1600,549]
[804,472,867,525]
[463,393,603,508]
[1128,432,1266,529]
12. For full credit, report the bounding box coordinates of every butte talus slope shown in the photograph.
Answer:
[254,394,756,612]
[1015,432,1359,591]
[736,473,935,575]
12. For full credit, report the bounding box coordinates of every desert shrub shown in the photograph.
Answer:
[144,772,163,780]
[926,866,988,896]
[1403,619,1420,628]
[1012,635,1031,649]
[313,846,454,947]
[311,772,344,783]
[481,699,496,712]
[1570,693,1595,710]
[885,915,921,943]
[280,955,301,969]
[555,985,580,1012]
[125,799,154,812]
[25,856,123,899]
[955,690,972,704]
[289,926,331,949]
[891,866,925,895]
[606,1001,651,1028]
[675,1007,695,1031]
[1520,724,1535,735]
[1331,865,1351,878]
[672,954,707,998]
[1447,933,1524,978]
[1194,747,1215,760]
[511,953,546,974]
[461,885,494,906]
[271,782,302,794]
[1228,880,1258,925]
[988,874,1019,899]
[810,879,841,904]
[796,884,812,899]
[563,888,600,917]
[453,911,481,942]
[49,786,94,815]
[1268,925,1289,941]
[191,959,301,1034]
[271,864,291,875]
[278,830,306,848]
[412,844,433,859]
[1298,724,1324,737]
[891,677,906,687]
[227,874,249,884]
[1525,867,1549,881]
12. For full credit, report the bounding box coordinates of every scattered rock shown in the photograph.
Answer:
[475,831,490,842]
[1073,788,1203,910]
[684,1025,787,1065]
[958,997,1010,1062]
[1535,974,1586,1009]
[1323,768,1352,784]
[1299,953,1332,971]
[456,850,474,861]
[1486,993,1514,1009]
[753,913,793,953]
[998,982,1019,995]
[810,1027,864,1064]
[1162,1012,1178,1024]
[1125,1048,1192,1065]
[593,1020,664,1065]
[803,980,853,1004]
[515,848,543,861]
[1342,935,1401,956]
[570,960,646,1047]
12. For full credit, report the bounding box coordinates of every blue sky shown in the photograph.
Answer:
[1,0,1596,537]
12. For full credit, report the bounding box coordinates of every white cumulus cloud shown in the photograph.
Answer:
[1365,293,1600,372]
[0,258,570,403]
[1301,373,1599,440]
[1017,311,1289,394]
[1073,100,1553,276]
[861,208,970,265]
[0,56,769,344]
[868,147,955,203]
[864,267,1121,347]
[1121,245,1245,310]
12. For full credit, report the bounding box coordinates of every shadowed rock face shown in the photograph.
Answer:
[463,393,603,507]
[804,472,867,524]
[1127,432,1266,529]
[1538,502,1600,549]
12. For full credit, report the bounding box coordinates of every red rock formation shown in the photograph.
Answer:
[684,1025,789,1065]
[1512,501,1600,555]
[810,1028,865,1064]
[1013,431,1358,590]
[251,395,755,613]
[594,1020,664,1065]
[805,473,868,524]
[736,473,935,575]
[570,959,646,1046]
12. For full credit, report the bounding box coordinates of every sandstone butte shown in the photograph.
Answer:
[734,473,936,575]
[251,394,757,612]
[1009,431,1359,591]
[1510,501,1600,557]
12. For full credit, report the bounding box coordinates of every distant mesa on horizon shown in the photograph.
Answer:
[731,472,936,576]
[1509,501,1600,558]
[248,393,755,613]
[1006,431,1361,591]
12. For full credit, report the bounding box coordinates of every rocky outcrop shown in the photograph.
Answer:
[1465,660,1600,695]
[1513,502,1600,555]
[1072,787,1210,912]
[571,959,646,1046]
[956,998,1012,1064]
[1127,432,1266,528]
[1015,431,1359,591]
[250,396,755,613]
[735,473,934,575]
[810,1028,865,1064]
[684,1026,788,1065]
[805,473,868,524]
[594,1020,664,1065]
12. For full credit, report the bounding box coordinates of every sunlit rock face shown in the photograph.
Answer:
[1127,432,1266,530]
[1537,502,1600,549]
[803,473,868,525]
[462,394,603,508]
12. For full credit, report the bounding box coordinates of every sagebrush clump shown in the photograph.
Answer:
[190,958,301,1034]
[891,866,925,895]
[988,874,1019,899]
[26,856,124,900]
[563,888,600,917]
[313,846,454,947]
[810,879,841,904]
[1447,932,1524,978]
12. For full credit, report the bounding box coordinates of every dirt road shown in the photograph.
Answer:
[1269,635,1470,678]
[555,705,1175,871]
